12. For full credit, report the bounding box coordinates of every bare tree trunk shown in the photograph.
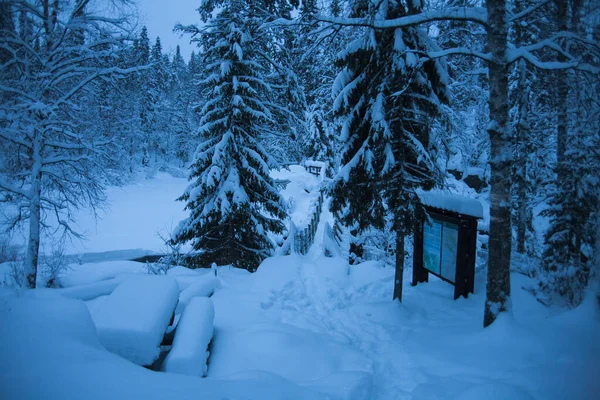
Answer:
[393,218,405,302]
[555,0,568,175]
[24,135,42,289]
[513,0,531,255]
[595,197,600,309]
[514,65,529,254]
[484,0,512,327]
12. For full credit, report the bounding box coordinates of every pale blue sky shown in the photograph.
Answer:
[135,0,200,60]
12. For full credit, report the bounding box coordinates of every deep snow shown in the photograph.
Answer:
[1,168,599,400]
[93,274,180,366]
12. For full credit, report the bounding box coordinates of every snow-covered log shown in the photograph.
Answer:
[175,276,220,314]
[163,297,215,377]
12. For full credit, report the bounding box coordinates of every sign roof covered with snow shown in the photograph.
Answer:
[417,190,484,219]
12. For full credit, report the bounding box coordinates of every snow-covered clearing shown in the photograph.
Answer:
[1,168,598,400]
[1,172,189,259]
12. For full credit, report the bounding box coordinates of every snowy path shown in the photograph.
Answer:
[263,203,424,399]
[264,265,418,399]
[297,263,421,399]
[258,201,600,400]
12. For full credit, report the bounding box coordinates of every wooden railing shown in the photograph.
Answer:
[293,190,324,254]
[323,217,349,260]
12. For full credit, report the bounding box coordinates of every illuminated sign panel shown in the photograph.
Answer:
[413,209,478,300]
[423,220,459,283]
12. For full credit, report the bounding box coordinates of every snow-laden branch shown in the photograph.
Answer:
[42,154,93,166]
[416,47,492,62]
[0,177,30,199]
[0,129,32,148]
[509,0,552,22]
[315,6,488,29]
[55,65,146,105]
[511,50,600,73]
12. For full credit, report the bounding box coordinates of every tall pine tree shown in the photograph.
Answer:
[330,0,448,301]
[173,0,287,271]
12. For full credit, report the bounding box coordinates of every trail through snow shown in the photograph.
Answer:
[256,200,599,400]
[259,202,419,399]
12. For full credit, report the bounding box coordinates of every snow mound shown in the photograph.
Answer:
[164,297,215,377]
[58,276,125,300]
[0,294,329,400]
[175,275,220,314]
[453,383,535,400]
[60,260,146,287]
[93,275,179,366]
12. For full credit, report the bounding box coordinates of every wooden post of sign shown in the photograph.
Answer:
[412,220,428,286]
[454,220,469,299]
[466,219,477,294]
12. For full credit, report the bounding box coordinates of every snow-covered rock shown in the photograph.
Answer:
[93,275,179,366]
[163,297,215,377]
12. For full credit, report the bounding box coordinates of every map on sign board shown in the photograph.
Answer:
[440,222,458,282]
[423,219,458,283]
[423,220,442,275]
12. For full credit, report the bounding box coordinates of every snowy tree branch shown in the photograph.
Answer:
[315,6,488,29]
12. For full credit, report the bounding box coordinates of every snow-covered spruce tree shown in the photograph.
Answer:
[430,0,489,182]
[541,0,600,306]
[317,0,598,326]
[173,0,287,272]
[254,0,308,165]
[541,132,599,305]
[139,36,171,168]
[129,25,152,169]
[509,0,541,256]
[168,45,195,166]
[329,0,448,302]
[303,105,335,172]
[294,0,339,171]
[0,0,139,288]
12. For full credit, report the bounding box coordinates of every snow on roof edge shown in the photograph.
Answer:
[417,190,484,219]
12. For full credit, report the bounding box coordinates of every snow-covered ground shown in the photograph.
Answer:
[1,172,189,258]
[1,167,599,400]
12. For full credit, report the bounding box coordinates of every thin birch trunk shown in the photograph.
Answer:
[24,133,43,289]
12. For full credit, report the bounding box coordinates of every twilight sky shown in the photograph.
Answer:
[135,0,200,60]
